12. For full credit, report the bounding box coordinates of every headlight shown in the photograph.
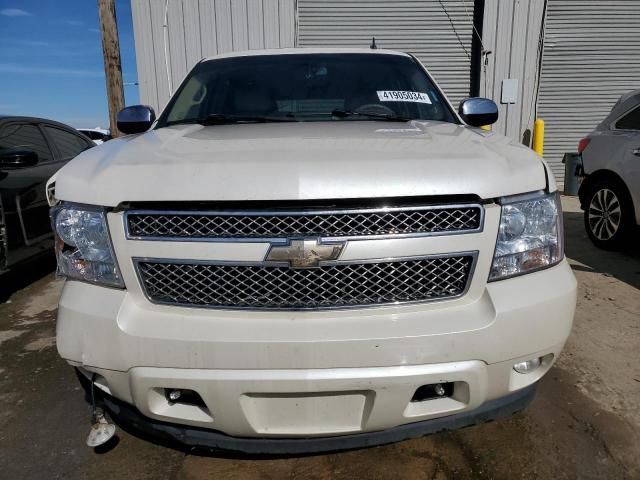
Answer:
[51,204,124,288]
[489,191,563,281]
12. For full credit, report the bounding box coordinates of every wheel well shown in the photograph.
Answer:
[578,170,629,204]
[578,169,633,211]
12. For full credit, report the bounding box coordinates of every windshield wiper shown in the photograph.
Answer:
[164,114,296,127]
[331,109,411,122]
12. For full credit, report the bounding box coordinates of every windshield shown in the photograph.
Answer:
[157,53,457,127]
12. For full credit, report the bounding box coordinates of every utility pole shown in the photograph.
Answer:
[97,0,125,137]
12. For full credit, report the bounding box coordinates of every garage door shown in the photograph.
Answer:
[537,0,640,183]
[297,0,476,105]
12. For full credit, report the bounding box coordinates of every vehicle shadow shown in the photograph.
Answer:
[0,252,57,303]
[563,211,640,290]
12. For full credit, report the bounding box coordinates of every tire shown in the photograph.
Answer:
[583,177,635,250]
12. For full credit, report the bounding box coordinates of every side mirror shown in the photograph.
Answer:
[117,105,156,134]
[0,150,38,170]
[458,97,499,127]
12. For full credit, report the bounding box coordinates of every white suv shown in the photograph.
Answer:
[49,49,576,453]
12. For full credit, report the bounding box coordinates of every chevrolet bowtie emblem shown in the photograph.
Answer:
[265,239,345,268]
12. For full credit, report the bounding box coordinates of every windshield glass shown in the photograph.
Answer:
[157,53,457,127]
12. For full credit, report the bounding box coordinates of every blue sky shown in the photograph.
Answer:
[0,0,138,128]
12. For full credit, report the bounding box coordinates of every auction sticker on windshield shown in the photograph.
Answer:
[377,91,432,104]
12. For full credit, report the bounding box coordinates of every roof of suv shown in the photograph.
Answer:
[203,47,410,62]
[0,115,78,131]
[596,89,640,131]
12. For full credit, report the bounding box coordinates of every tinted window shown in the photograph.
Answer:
[616,107,640,130]
[80,130,103,141]
[44,126,91,160]
[159,53,456,126]
[0,123,53,162]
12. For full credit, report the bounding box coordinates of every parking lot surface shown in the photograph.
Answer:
[1,196,639,479]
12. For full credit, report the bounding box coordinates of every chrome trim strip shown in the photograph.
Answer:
[497,190,546,205]
[132,251,479,312]
[123,203,485,243]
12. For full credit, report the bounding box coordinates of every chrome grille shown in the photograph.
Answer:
[135,255,475,310]
[126,205,482,240]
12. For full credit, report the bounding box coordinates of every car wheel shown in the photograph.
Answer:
[583,179,634,250]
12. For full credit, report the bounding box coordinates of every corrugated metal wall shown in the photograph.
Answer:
[296,0,476,105]
[131,0,296,113]
[481,0,545,144]
[538,0,640,182]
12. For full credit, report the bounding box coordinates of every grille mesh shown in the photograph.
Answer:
[136,255,474,310]
[127,206,482,239]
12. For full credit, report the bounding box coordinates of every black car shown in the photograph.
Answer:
[0,116,94,274]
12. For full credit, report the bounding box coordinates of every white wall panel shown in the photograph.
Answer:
[481,0,545,146]
[131,0,159,109]
[131,0,296,112]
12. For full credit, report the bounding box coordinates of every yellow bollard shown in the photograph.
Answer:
[532,119,544,156]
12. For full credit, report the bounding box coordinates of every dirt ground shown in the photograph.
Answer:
[0,196,638,479]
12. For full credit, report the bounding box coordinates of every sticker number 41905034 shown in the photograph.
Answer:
[377,91,432,104]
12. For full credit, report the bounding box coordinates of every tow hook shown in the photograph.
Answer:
[86,373,116,448]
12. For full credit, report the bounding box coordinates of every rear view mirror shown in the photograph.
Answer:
[458,97,499,127]
[117,105,156,134]
[0,150,38,170]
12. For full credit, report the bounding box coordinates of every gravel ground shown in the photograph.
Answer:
[0,196,638,479]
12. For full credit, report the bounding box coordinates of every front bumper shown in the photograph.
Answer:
[77,368,536,454]
[58,259,576,441]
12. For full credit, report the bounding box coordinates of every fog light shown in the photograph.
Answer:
[164,388,207,408]
[411,382,454,402]
[168,389,182,402]
[513,357,542,374]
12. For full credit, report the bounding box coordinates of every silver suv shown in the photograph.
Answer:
[579,89,640,249]
[48,49,576,453]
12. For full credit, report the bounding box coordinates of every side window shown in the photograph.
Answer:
[82,131,103,141]
[0,123,53,162]
[616,107,640,130]
[43,126,91,160]
[167,72,209,122]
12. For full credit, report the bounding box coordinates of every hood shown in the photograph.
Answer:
[54,121,547,206]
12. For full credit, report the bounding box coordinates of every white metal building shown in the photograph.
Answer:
[131,0,640,184]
